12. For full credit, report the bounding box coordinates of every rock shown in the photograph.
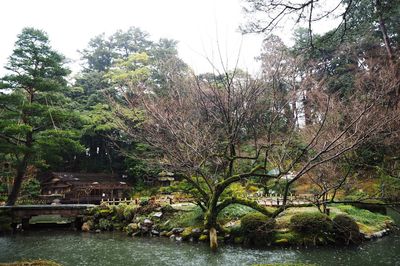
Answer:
[128,223,139,230]
[172,227,184,234]
[143,219,153,226]
[191,228,202,237]
[181,227,193,240]
[132,231,141,237]
[160,231,169,237]
[202,229,209,235]
[81,222,91,232]
[125,223,139,236]
[169,234,176,240]
[199,234,208,241]
[95,229,101,233]
[140,226,151,233]
[153,212,163,218]
[151,230,160,236]
[175,236,183,242]
[224,234,231,242]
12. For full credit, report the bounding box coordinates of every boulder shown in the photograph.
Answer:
[81,222,91,232]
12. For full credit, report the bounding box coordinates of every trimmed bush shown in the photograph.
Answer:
[290,212,333,235]
[240,212,275,246]
[333,214,362,244]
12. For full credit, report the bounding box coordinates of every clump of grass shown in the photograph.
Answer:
[218,204,254,221]
[335,205,392,226]
[161,206,204,230]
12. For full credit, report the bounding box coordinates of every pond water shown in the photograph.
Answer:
[0,209,399,266]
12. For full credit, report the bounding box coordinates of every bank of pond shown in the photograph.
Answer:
[2,201,394,247]
[0,202,398,265]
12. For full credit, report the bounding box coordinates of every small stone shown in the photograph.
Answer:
[143,219,153,225]
[192,228,201,234]
[169,234,176,240]
[95,229,101,233]
[132,231,141,237]
[172,227,184,234]
[175,236,183,241]
[153,212,163,218]
[160,231,168,237]
[151,230,160,236]
[224,234,231,241]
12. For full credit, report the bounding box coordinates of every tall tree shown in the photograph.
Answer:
[0,28,82,205]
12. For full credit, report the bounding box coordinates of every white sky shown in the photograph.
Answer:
[0,0,267,76]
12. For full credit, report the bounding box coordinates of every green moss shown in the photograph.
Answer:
[181,227,193,240]
[199,234,208,241]
[273,231,301,245]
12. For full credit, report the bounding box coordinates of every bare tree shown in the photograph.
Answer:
[108,40,399,250]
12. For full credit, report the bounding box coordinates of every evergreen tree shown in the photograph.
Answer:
[0,28,83,205]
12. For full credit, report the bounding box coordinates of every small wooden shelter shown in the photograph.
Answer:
[40,172,131,203]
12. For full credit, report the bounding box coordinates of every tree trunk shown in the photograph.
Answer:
[6,132,31,206]
[204,190,221,250]
[6,166,25,206]
[375,0,395,65]
[302,90,312,126]
[209,227,218,251]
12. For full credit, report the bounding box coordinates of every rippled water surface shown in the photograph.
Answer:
[1,210,399,266]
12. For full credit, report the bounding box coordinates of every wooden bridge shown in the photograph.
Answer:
[0,204,95,230]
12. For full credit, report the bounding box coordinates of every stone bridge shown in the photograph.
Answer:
[0,204,95,230]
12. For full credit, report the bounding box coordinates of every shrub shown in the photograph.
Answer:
[98,218,112,231]
[290,212,333,235]
[123,204,137,221]
[333,214,362,244]
[240,212,275,246]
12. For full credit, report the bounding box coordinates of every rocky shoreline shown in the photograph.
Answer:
[79,202,395,247]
